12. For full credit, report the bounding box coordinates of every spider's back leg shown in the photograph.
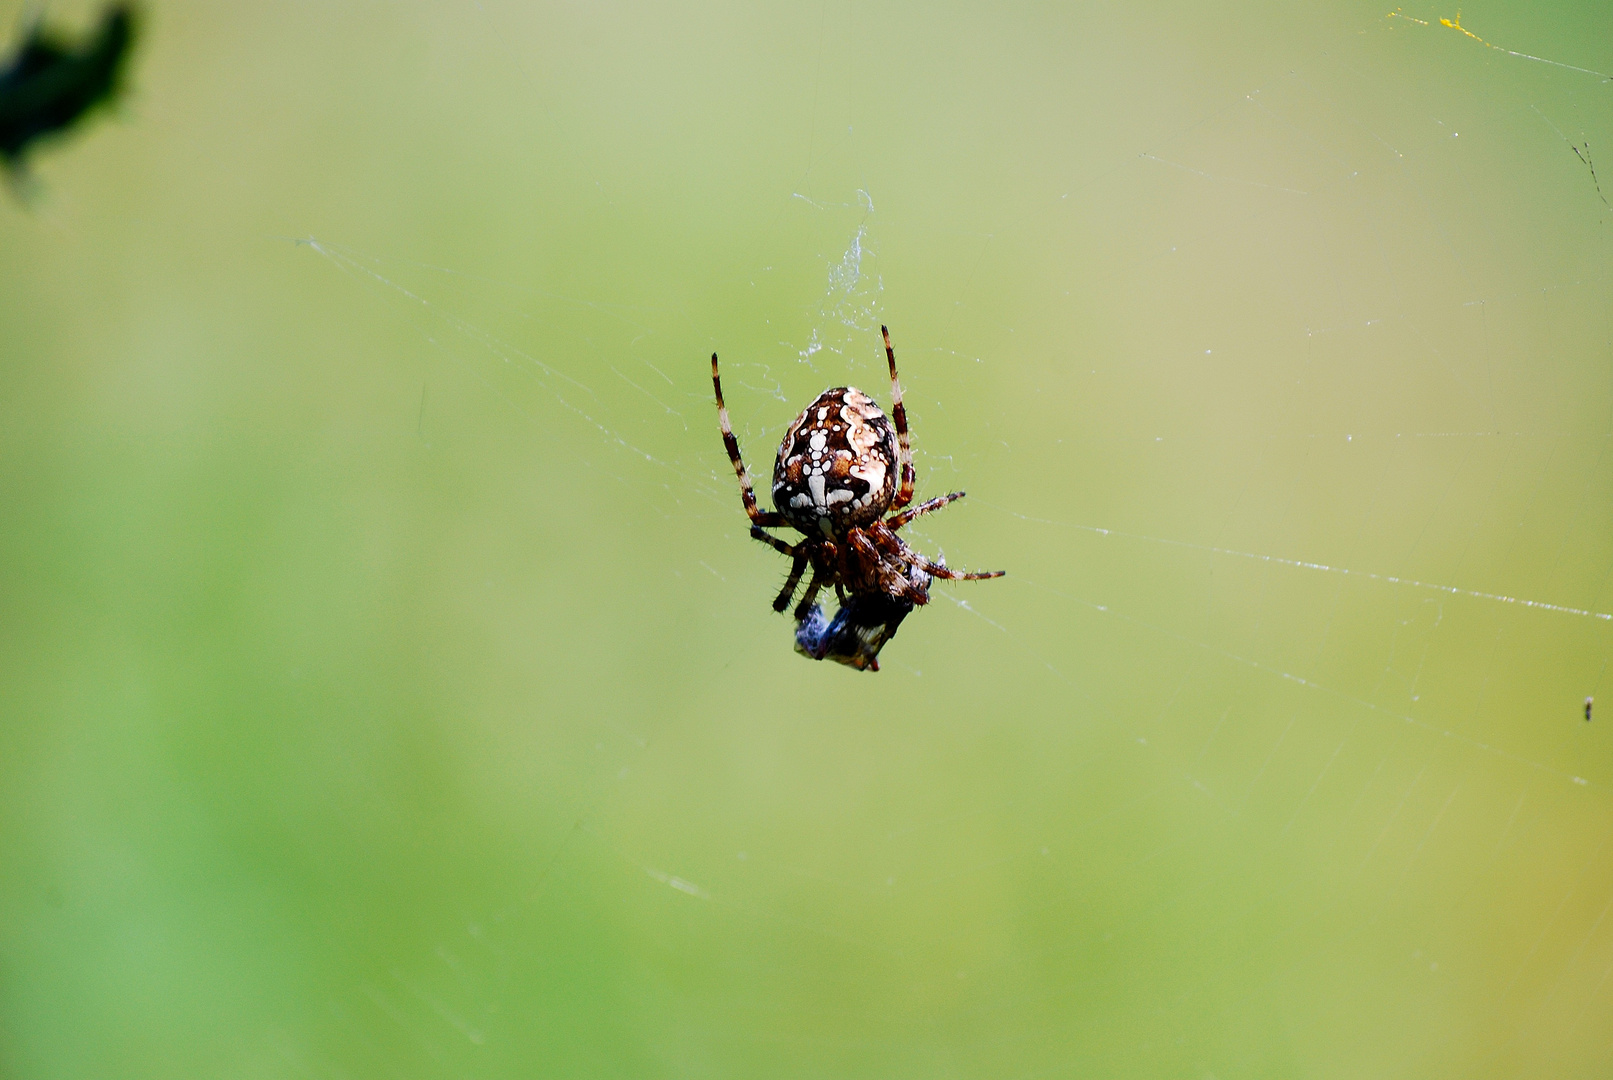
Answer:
[911,559,1005,582]
[712,353,787,528]
[869,520,1004,582]
[881,326,916,511]
[888,491,966,531]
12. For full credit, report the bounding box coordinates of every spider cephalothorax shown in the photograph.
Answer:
[712,325,1004,671]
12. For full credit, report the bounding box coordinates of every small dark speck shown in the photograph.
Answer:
[1586,696,1593,722]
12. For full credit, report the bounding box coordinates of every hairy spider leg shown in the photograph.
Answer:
[748,525,809,611]
[881,325,916,512]
[844,528,889,595]
[863,528,933,605]
[867,522,916,565]
[774,552,809,612]
[748,524,795,556]
[868,521,1006,581]
[794,566,828,620]
[712,353,788,528]
[888,490,967,531]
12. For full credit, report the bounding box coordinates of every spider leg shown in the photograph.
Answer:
[749,525,796,557]
[793,566,829,621]
[749,526,807,610]
[865,526,932,604]
[869,520,1005,582]
[907,558,1006,582]
[773,551,809,613]
[712,353,788,528]
[887,490,966,531]
[844,528,888,595]
[881,326,916,511]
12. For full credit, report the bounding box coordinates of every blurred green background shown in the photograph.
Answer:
[2,1,1611,1076]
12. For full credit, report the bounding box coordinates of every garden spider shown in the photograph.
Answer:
[711,326,1003,667]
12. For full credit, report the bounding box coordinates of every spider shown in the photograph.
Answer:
[711,325,1003,667]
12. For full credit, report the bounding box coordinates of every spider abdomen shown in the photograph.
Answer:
[771,386,898,537]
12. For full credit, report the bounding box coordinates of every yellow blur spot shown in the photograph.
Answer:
[1439,12,1490,47]
[1385,8,1429,26]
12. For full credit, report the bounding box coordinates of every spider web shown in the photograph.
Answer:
[261,11,1613,1077]
[283,18,1613,1069]
[4,1,1612,1078]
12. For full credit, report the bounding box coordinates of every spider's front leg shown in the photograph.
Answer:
[792,542,838,620]
[843,528,890,595]
[748,526,807,613]
[794,568,829,621]
[863,527,932,604]
[774,552,809,613]
[712,353,788,528]
[749,524,795,556]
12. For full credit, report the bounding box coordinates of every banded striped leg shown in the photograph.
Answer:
[748,524,795,555]
[881,325,916,511]
[907,557,1005,582]
[888,491,966,531]
[749,525,808,612]
[793,567,828,620]
[845,528,887,594]
[870,521,1005,581]
[774,552,809,612]
[712,353,787,528]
